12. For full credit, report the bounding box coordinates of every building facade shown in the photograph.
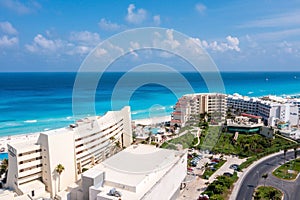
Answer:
[227,93,299,127]
[6,106,132,199]
[171,93,227,126]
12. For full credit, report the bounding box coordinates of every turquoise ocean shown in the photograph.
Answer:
[1,72,300,136]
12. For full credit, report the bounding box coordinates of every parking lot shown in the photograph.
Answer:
[178,151,246,200]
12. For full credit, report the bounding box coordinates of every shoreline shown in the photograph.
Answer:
[0,115,171,153]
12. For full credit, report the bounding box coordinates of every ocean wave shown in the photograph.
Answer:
[24,120,37,123]
[247,91,254,94]
[0,122,23,128]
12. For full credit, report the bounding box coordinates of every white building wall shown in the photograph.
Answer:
[141,152,187,200]
[37,130,76,198]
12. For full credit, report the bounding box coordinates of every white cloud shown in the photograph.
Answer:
[278,41,299,55]
[0,0,41,15]
[67,45,91,55]
[26,31,102,56]
[94,48,107,56]
[153,15,161,26]
[125,4,147,24]
[69,31,100,45]
[0,21,18,35]
[201,36,240,52]
[25,34,63,53]
[226,36,240,51]
[98,18,121,31]
[195,3,207,14]
[0,35,18,47]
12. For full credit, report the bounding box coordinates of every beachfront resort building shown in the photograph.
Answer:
[171,93,227,126]
[227,93,299,127]
[172,92,299,128]
[6,106,132,199]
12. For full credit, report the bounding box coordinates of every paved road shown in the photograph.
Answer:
[237,151,300,200]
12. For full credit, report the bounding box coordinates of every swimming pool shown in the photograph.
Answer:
[0,153,8,161]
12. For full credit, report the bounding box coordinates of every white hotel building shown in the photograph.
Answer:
[6,106,132,199]
[227,93,299,127]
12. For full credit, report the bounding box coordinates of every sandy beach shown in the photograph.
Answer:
[0,115,171,153]
[133,115,171,126]
[0,132,40,153]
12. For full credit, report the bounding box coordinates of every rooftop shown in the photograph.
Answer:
[87,144,186,199]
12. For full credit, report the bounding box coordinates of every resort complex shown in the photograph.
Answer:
[1,93,300,200]
[172,93,300,130]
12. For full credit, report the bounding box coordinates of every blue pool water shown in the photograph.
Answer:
[0,153,8,161]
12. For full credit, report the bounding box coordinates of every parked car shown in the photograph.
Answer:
[191,161,197,167]
[230,164,239,170]
[187,167,193,172]
[211,158,220,163]
[223,172,233,177]
[208,162,218,166]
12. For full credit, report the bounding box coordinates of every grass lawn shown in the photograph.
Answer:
[213,132,294,158]
[254,186,282,200]
[160,133,195,150]
[273,158,300,180]
[202,159,226,179]
[199,126,222,151]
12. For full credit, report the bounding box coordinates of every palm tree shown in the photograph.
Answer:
[262,173,268,186]
[55,164,65,192]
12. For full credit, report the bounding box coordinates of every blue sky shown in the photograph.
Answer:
[0,0,300,72]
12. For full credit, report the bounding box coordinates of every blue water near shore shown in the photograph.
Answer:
[1,71,300,136]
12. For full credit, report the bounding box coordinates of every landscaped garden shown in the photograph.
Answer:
[273,158,300,180]
[202,173,238,200]
[213,132,294,158]
[253,186,283,200]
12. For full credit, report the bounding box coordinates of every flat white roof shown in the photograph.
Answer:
[102,144,180,174]
[88,144,185,200]
[91,144,184,186]
[9,139,39,151]
[18,180,45,193]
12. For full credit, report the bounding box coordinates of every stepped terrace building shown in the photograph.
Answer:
[171,93,227,126]
[6,106,132,199]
